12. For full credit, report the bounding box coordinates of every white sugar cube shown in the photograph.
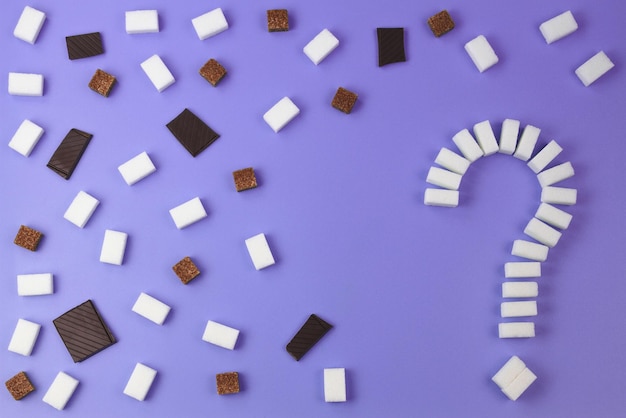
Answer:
[504,262,541,278]
[118,151,156,186]
[426,167,462,190]
[245,233,275,270]
[17,273,53,296]
[64,191,99,228]
[492,355,526,389]
[464,35,499,72]
[42,372,79,410]
[13,6,46,44]
[100,229,128,265]
[125,10,159,34]
[140,55,175,92]
[435,147,470,175]
[263,97,300,133]
[304,29,339,65]
[541,186,577,205]
[202,320,240,350]
[169,197,207,229]
[524,218,562,248]
[511,240,548,261]
[8,72,43,96]
[537,161,574,187]
[8,119,44,157]
[473,120,499,156]
[424,188,459,207]
[452,128,483,162]
[501,367,537,401]
[192,8,228,40]
[514,125,540,161]
[324,368,347,402]
[123,363,157,401]
[502,282,538,298]
[499,119,520,155]
[501,301,537,317]
[539,11,578,44]
[527,140,563,173]
[132,292,171,325]
[535,203,572,230]
[498,322,535,338]
[575,51,614,87]
[8,318,41,356]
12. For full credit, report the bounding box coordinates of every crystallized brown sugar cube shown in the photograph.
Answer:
[199,59,227,87]
[173,256,200,284]
[14,225,42,251]
[331,87,358,114]
[267,9,289,32]
[428,10,455,37]
[5,371,35,400]
[216,372,239,395]
[89,69,116,97]
[233,167,257,192]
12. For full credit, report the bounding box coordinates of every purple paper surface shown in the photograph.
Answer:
[1,0,625,416]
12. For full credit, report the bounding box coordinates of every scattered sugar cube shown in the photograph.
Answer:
[424,188,459,207]
[464,35,498,72]
[535,203,572,230]
[527,140,563,173]
[8,72,43,96]
[192,8,228,40]
[499,119,520,155]
[8,119,44,157]
[17,273,53,296]
[202,320,240,350]
[426,167,462,190]
[132,292,171,325]
[537,161,574,187]
[8,319,41,356]
[118,151,156,186]
[263,97,300,133]
[501,301,538,317]
[100,229,128,265]
[435,147,470,175]
[504,262,541,278]
[42,372,79,410]
[541,186,577,205]
[514,125,540,161]
[501,367,537,401]
[64,191,99,228]
[125,10,159,34]
[540,11,578,44]
[5,371,35,400]
[502,282,538,298]
[303,29,339,65]
[473,120,499,156]
[511,240,548,261]
[140,55,175,92]
[498,322,535,338]
[452,128,483,162]
[575,51,614,87]
[216,372,240,395]
[492,355,526,389]
[169,197,207,229]
[524,218,562,248]
[324,368,347,402]
[13,6,46,44]
[123,363,157,401]
[245,233,275,270]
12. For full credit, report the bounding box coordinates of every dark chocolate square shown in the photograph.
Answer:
[53,300,116,362]
[5,372,35,400]
[47,128,93,180]
[428,10,455,37]
[199,59,227,87]
[172,256,200,284]
[331,87,358,114]
[377,28,406,67]
[267,9,289,32]
[216,372,240,395]
[286,314,333,361]
[166,109,220,157]
[14,225,43,251]
[66,32,104,60]
[89,69,116,97]
[233,167,257,192]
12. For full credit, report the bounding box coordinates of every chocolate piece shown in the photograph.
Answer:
[331,87,358,114]
[47,129,92,180]
[216,372,240,395]
[233,167,257,192]
[89,69,116,97]
[66,32,103,60]
[377,28,406,67]
[166,109,220,157]
[286,314,333,361]
[5,372,35,400]
[53,300,116,362]
[199,59,227,87]
[172,256,200,284]
[267,9,289,32]
[428,10,455,37]
[14,225,43,251]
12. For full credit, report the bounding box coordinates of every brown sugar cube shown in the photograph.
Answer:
[5,372,35,400]
[216,372,239,395]
[14,225,43,251]
[233,167,257,192]
[428,10,455,37]
[331,87,358,114]
[199,59,227,87]
[88,69,116,97]
[172,256,200,284]
[267,9,289,32]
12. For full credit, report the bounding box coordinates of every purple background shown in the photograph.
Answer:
[2,0,625,416]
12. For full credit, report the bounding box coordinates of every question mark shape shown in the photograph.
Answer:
[424,118,577,400]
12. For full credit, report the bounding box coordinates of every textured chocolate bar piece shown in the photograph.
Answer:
[267,9,289,32]
[47,129,92,179]
[53,300,116,362]
[89,69,116,96]
[14,225,43,251]
[233,167,257,192]
[331,87,358,114]
[166,109,220,157]
[199,59,227,87]
[377,28,406,66]
[172,256,200,284]
[428,10,455,37]
[216,372,240,395]
[286,314,333,361]
[66,32,104,60]
[5,371,35,400]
